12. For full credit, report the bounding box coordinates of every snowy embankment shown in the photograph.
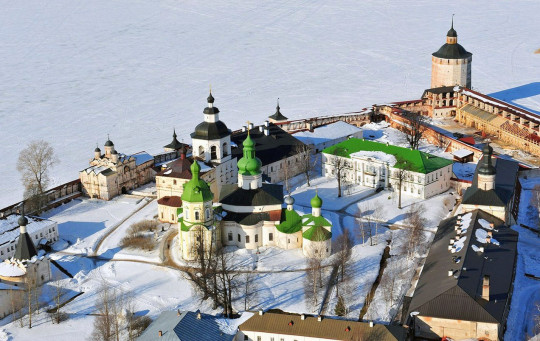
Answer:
[504,174,540,340]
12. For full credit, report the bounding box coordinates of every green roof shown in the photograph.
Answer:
[237,133,262,176]
[181,161,214,202]
[322,138,453,174]
[303,225,332,241]
[302,214,332,228]
[179,218,212,232]
[276,208,303,234]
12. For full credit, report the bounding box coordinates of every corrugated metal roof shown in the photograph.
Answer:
[239,312,406,340]
[137,311,235,341]
[408,210,518,325]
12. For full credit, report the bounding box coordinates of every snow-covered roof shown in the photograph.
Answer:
[197,160,213,172]
[452,149,474,158]
[84,165,111,175]
[0,260,26,277]
[350,150,397,166]
[294,121,362,145]
[131,151,154,166]
[0,214,56,247]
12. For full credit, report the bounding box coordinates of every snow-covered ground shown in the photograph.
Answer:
[1,0,540,208]
[41,196,150,255]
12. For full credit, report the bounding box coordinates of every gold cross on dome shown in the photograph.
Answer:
[247,121,251,133]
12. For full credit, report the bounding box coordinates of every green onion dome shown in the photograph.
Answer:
[237,133,262,176]
[310,192,323,208]
[181,161,213,202]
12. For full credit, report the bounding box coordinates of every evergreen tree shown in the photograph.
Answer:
[334,295,346,317]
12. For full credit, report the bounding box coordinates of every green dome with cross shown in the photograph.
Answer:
[181,161,214,203]
[237,132,262,176]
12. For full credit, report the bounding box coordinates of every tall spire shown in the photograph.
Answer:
[14,201,38,260]
[447,14,457,38]
[451,13,454,29]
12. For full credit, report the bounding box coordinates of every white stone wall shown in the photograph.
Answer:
[0,288,24,319]
[302,239,331,258]
[158,204,179,224]
[261,153,306,183]
[156,176,188,199]
[323,153,452,199]
[274,229,303,250]
[192,136,232,164]
[431,56,472,88]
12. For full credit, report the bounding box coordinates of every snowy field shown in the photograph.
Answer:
[1,0,540,208]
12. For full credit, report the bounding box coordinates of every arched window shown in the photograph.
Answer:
[195,211,200,220]
[222,142,228,157]
[198,145,205,157]
[205,208,210,220]
[211,146,217,160]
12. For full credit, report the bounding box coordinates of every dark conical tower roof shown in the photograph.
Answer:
[268,99,288,121]
[14,206,38,261]
[164,129,184,150]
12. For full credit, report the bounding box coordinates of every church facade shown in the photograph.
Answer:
[79,138,154,200]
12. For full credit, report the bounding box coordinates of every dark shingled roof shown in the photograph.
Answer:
[219,183,283,206]
[231,123,305,167]
[462,157,519,207]
[239,312,406,341]
[137,310,235,341]
[13,231,38,260]
[157,196,183,208]
[268,104,288,121]
[432,42,472,59]
[408,210,518,329]
[191,121,230,140]
[222,212,271,225]
[157,157,193,179]
[163,130,185,150]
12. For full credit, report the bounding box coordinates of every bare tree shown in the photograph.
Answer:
[214,247,240,318]
[334,229,352,287]
[371,206,384,246]
[405,203,427,260]
[283,159,292,195]
[90,282,115,341]
[304,257,323,311]
[17,140,59,212]
[295,144,317,187]
[23,272,40,329]
[9,286,25,327]
[392,156,415,209]
[327,147,349,198]
[50,273,68,323]
[242,270,257,311]
[401,111,427,150]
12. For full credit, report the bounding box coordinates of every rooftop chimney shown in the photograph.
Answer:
[248,122,254,130]
[301,314,305,320]
[448,269,453,277]
[264,120,269,127]
[242,126,246,132]
[264,128,269,136]
[259,310,263,316]
[197,312,201,320]
[369,321,374,328]
[158,330,162,337]
[317,315,322,322]
[482,275,490,301]
[177,309,181,316]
